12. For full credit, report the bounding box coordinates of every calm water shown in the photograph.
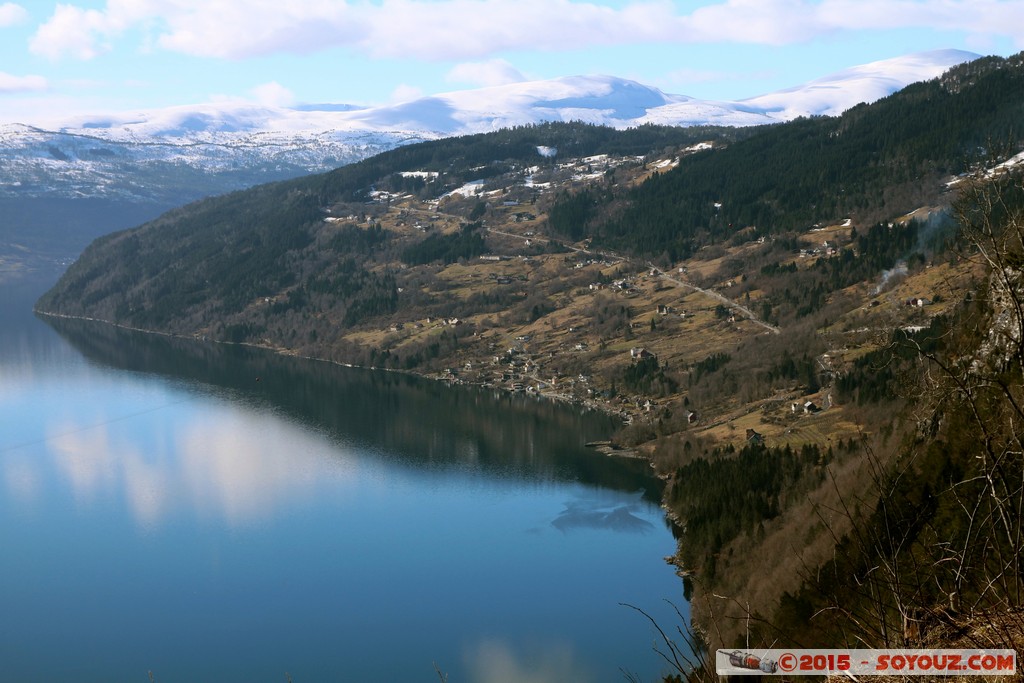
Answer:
[1,271,686,683]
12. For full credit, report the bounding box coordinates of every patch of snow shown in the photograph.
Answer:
[444,180,486,198]
[739,49,978,120]
[992,151,1024,173]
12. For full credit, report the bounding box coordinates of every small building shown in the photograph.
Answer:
[745,428,764,445]
[630,347,655,360]
[804,400,820,414]
[686,410,700,425]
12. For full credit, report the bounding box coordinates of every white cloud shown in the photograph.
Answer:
[682,0,826,45]
[389,83,424,103]
[0,71,47,93]
[816,0,1024,48]
[27,0,1024,62]
[30,0,367,60]
[361,0,646,59]
[0,2,28,26]
[29,4,119,60]
[251,81,295,106]
[153,1,367,59]
[446,59,527,88]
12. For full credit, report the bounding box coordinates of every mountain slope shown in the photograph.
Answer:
[34,122,736,332]
[2,49,979,206]
[0,123,428,203]
[738,48,980,118]
[559,51,1024,259]
[36,52,1024,345]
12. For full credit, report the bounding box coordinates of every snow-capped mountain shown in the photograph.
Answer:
[0,49,980,203]
[0,122,432,203]
[642,49,980,126]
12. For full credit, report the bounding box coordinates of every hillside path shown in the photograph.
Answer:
[647,264,781,335]
[487,224,780,334]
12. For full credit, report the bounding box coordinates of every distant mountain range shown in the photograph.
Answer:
[0,49,979,205]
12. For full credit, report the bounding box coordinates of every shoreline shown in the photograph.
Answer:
[33,307,653,458]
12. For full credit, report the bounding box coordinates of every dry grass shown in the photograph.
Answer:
[824,608,1024,683]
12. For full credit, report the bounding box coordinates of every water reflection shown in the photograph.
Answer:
[42,315,663,502]
[2,274,687,683]
[175,408,355,526]
[464,639,595,683]
[0,275,84,392]
[9,401,356,528]
[3,453,39,502]
[552,493,656,533]
[48,421,122,505]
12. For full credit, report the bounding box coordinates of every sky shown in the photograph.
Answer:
[1,0,1022,124]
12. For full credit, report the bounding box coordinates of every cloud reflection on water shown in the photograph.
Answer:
[19,401,358,528]
[463,639,594,683]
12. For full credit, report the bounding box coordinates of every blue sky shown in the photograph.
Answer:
[1,0,1022,123]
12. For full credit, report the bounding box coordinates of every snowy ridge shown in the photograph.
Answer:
[641,49,979,126]
[737,49,979,119]
[0,49,981,201]
[13,49,979,138]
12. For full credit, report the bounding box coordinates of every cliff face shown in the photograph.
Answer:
[977,264,1024,373]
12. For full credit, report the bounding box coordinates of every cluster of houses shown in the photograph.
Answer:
[797,239,843,259]
[588,277,638,293]
[799,240,840,259]
[390,316,469,334]
[573,257,613,270]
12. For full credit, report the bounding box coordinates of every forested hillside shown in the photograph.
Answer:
[548,53,1024,260]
